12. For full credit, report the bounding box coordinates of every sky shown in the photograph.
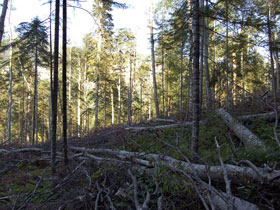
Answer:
[7,0,158,55]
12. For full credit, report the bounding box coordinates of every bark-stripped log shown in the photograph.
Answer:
[70,147,280,185]
[216,108,265,147]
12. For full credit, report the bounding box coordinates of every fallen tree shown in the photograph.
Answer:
[238,112,276,122]
[216,108,265,148]
[71,146,262,210]
[70,147,280,185]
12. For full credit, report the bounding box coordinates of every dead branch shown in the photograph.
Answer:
[128,169,150,210]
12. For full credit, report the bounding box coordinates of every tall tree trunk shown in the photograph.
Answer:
[118,76,121,124]
[204,0,211,110]
[140,82,143,121]
[199,0,204,110]
[62,0,68,164]
[161,47,165,116]
[32,41,39,145]
[225,0,230,107]
[68,47,72,136]
[7,8,12,144]
[48,0,53,143]
[111,87,114,125]
[78,57,81,136]
[150,2,160,118]
[180,40,184,114]
[104,81,107,127]
[0,0,8,46]
[51,0,60,174]
[267,3,280,146]
[128,57,132,125]
[191,0,200,157]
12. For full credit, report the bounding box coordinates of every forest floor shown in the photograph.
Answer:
[1,109,280,209]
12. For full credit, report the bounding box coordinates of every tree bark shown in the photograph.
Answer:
[7,26,12,144]
[32,39,38,145]
[191,0,200,156]
[0,0,8,46]
[180,40,184,114]
[150,2,160,118]
[62,0,68,165]
[204,0,211,110]
[77,57,81,136]
[111,87,114,125]
[161,47,165,117]
[199,0,204,110]
[216,108,265,147]
[51,0,60,174]
[118,76,121,124]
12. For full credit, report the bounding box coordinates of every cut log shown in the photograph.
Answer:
[238,112,276,122]
[70,147,280,185]
[216,108,265,147]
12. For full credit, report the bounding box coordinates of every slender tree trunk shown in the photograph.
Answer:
[118,76,121,124]
[104,81,107,127]
[150,2,160,118]
[128,57,132,125]
[32,41,39,145]
[199,0,204,110]
[111,87,114,125]
[7,13,12,144]
[267,4,280,146]
[0,0,8,46]
[140,82,143,121]
[68,47,72,136]
[225,0,230,107]
[191,0,200,157]
[204,0,211,110]
[180,40,184,114]
[62,0,68,164]
[20,67,25,143]
[48,0,53,143]
[78,57,81,136]
[51,0,60,174]
[161,47,165,116]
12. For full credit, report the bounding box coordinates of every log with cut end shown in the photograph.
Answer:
[216,108,265,147]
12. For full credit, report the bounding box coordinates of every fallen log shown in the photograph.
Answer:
[73,147,260,210]
[125,121,207,131]
[70,147,280,185]
[150,118,177,123]
[216,108,265,148]
[0,148,43,154]
[238,112,276,122]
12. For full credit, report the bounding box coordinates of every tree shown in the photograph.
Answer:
[51,0,60,174]
[0,0,9,46]
[16,17,49,145]
[62,0,68,164]
[191,0,200,157]
[150,1,160,118]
